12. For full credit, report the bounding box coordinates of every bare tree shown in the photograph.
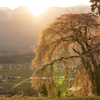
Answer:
[31,13,100,97]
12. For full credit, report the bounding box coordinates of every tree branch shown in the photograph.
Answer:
[72,47,80,54]
[36,56,79,73]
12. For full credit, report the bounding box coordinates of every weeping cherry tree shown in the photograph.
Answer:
[31,13,100,97]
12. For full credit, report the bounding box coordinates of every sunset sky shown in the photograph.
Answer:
[0,0,91,15]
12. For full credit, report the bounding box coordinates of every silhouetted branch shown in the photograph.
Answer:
[36,56,79,73]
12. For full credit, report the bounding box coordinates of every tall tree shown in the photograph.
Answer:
[90,0,100,15]
[31,13,100,96]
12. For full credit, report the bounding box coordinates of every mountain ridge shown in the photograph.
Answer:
[0,5,92,51]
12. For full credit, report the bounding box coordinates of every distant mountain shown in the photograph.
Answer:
[0,5,92,51]
[0,7,14,19]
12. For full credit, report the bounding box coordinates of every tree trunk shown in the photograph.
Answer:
[87,63,100,96]
[82,56,100,96]
[93,67,100,95]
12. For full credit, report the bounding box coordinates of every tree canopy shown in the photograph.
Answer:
[31,13,100,97]
[90,0,100,15]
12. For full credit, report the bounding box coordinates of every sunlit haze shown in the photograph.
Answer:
[0,0,91,16]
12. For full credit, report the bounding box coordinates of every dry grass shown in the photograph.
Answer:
[0,96,100,100]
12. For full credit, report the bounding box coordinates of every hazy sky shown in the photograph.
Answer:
[0,0,91,15]
[0,0,91,9]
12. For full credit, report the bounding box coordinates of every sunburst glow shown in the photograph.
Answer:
[0,0,91,16]
[27,6,47,16]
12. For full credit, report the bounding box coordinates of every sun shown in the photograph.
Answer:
[27,5,47,16]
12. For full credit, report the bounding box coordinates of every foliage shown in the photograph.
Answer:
[41,84,48,96]
[32,13,100,97]
[90,0,100,15]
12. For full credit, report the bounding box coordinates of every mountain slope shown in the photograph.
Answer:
[0,5,92,51]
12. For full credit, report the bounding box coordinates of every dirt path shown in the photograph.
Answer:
[7,78,30,92]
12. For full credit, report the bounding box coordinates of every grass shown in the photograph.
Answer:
[0,96,100,100]
[0,70,33,91]
[0,70,33,78]
[16,83,31,89]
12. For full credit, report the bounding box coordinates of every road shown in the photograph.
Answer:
[7,78,30,92]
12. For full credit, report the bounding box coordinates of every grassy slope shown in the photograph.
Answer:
[0,96,100,100]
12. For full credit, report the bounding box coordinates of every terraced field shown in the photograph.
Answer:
[0,70,33,92]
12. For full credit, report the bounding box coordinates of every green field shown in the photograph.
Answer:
[0,70,33,92]
[0,70,33,77]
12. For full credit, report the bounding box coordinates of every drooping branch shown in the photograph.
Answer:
[35,56,79,74]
